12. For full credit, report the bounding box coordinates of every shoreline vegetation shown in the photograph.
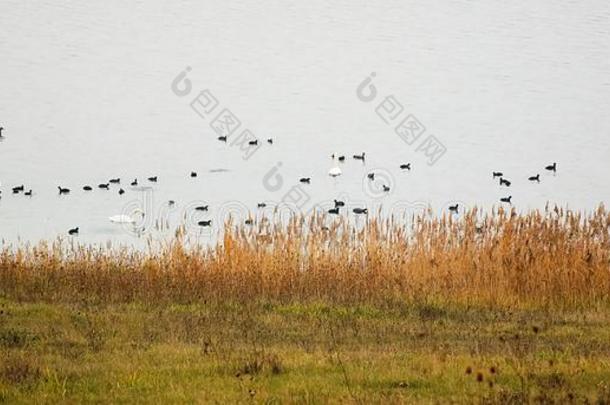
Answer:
[2,205,609,307]
[1,205,610,402]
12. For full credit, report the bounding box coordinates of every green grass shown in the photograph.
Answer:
[1,298,610,403]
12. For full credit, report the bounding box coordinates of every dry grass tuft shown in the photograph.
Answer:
[1,352,41,386]
[237,352,284,376]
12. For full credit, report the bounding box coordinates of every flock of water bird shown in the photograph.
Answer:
[0,126,557,236]
[447,162,558,213]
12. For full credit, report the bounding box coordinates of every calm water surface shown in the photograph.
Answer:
[1,1,609,246]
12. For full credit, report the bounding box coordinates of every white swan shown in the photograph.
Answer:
[109,208,145,224]
[328,166,342,177]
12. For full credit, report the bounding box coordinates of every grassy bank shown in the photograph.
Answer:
[1,300,610,403]
[1,206,609,402]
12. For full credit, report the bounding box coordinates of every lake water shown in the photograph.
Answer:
[1,1,609,247]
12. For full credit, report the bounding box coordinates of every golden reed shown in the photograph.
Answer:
[1,205,609,308]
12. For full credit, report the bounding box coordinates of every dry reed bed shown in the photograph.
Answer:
[1,205,609,308]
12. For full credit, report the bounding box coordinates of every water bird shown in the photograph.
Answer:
[12,185,24,194]
[257,202,267,208]
[334,199,345,207]
[190,172,197,178]
[299,177,311,184]
[118,188,125,195]
[109,208,144,224]
[248,140,258,145]
[130,178,138,186]
[147,176,157,182]
[267,138,273,144]
[245,218,254,225]
[353,152,366,160]
[58,186,70,195]
[328,166,342,177]
[168,200,175,207]
[83,185,92,191]
[382,185,390,192]
[198,220,212,227]
[195,205,209,211]
[545,162,557,173]
[98,183,110,190]
[24,190,32,196]
[68,227,79,235]
[367,173,375,180]
[0,127,4,138]
[528,174,540,182]
[328,207,340,215]
[353,207,368,214]
[218,136,227,142]
[500,196,512,204]
[449,204,459,213]
[109,178,120,184]
[400,163,411,170]
[493,172,503,178]
[499,178,511,187]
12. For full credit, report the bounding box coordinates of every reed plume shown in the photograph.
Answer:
[1,205,608,308]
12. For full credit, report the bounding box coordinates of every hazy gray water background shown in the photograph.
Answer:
[1,1,609,247]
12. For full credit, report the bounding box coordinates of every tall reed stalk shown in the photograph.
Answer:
[1,205,609,309]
